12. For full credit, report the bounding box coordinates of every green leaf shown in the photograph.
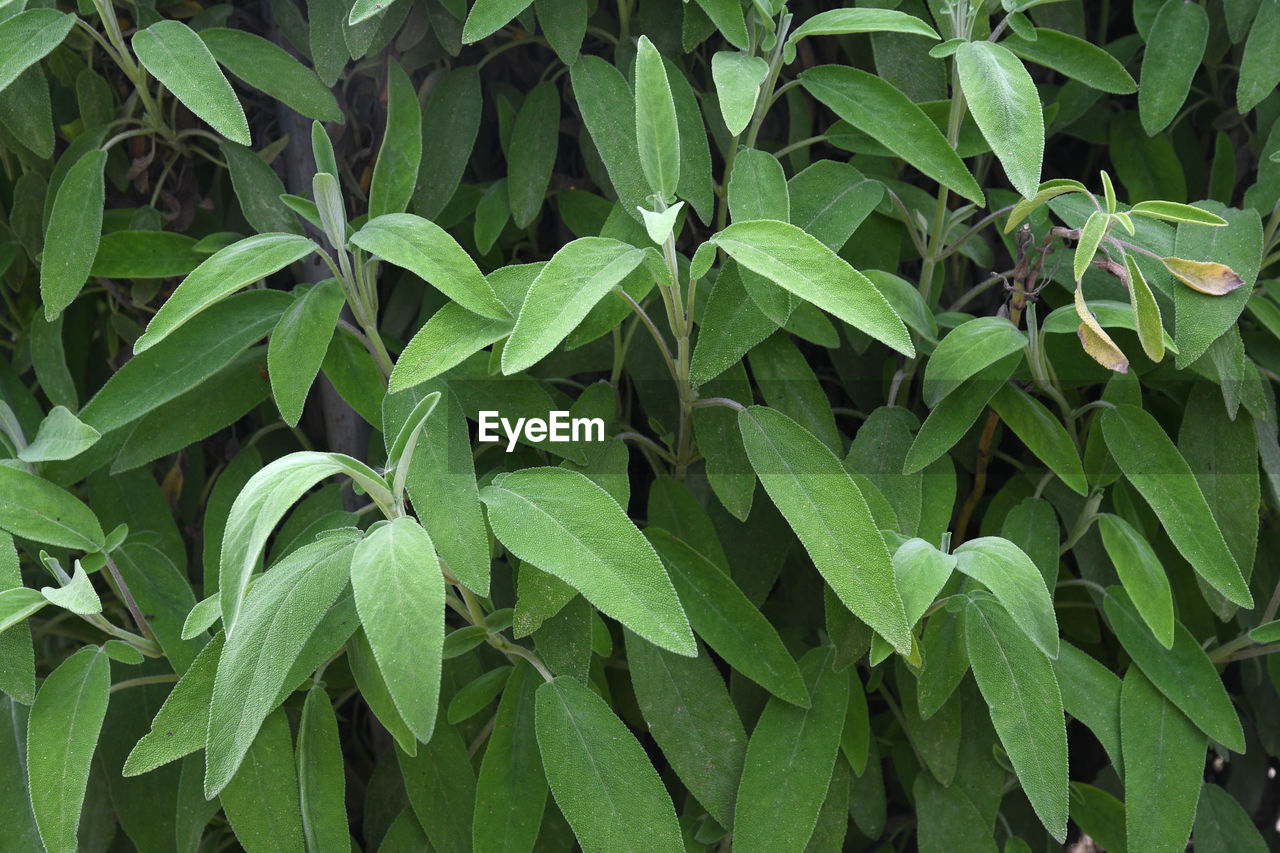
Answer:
[922,317,1027,407]
[1194,783,1268,853]
[964,593,1067,842]
[710,220,913,356]
[350,213,508,320]
[473,660,547,852]
[205,535,359,797]
[0,465,104,551]
[200,28,341,122]
[1125,253,1165,362]
[480,467,694,655]
[1103,587,1245,752]
[733,646,849,852]
[1138,0,1209,134]
[953,537,1058,659]
[955,41,1043,198]
[390,303,512,392]
[645,529,808,706]
[906,353,1021,473]
[737,406,911,653]
[462,0,533,41]
[569,56,649,220]
[268,280,344,427]
[351,517,444,743]
[799,65,983,205]
[989,384,1087,496]
[535,675,683,853]
[219,451,387,637]
[914,771,997,853]
[1000,28,1137,94]
[665,54,715,224]
[625,632,747,828]
[40,560,100,615]
[1101,405,1251,607]
[1237,0,1280,112]
[91,230,207,278]
[1069,783,1127,853]
[0,10,74,95]
[1171,203,1260,368]
[19,407,100,463]
[535,0,587,63]
[0,588,46,636]
[786,9,938,63]
[414,66,482,219]
[690,261,777,385]
[297,687,349,851]
[693,0,748,49]
[634,35,680,200]
[1130,200,1229,226]
[1074,211,1109,281]
[82,290,290,434]
[132,20,251,145]
[40,149,106,321]
[1097,513,1173,648]
[123,635,223,776]
[219,709,305,853]
[1052,641,1123,772]
[134,233,316,352]
[1120,667,1203,853]
[27,646,110,853]
[502,238,646,373]
[369,58,422,218]
[711,51,768,136]
[508,81,560,229]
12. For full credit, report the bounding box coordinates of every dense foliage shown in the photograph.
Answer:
[2,0,1280,850]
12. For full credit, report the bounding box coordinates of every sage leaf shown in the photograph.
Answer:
[473,660,547,853]
[123,635,223,776]
[40,149,106,320]
[645,529,808,706]
[989,383,1087,496]
[0,11,74,95]
[733,646,848,852]
[19,406,100,464]
[1096,513,1174,648]
[1194,782,1268,853]
[955,41,1043,198]
[1000,29,1137,94]
[350,213,508,320]
[569,56,649,219]
[964,592,1067,842]
[480,467,695,655]
[1101,404,1251,607]
[710,220,913,356]
[634,35,680,200]
[205,535,358,796]
[502,238,646,374]
[922,317,1027,407]
[1138,0,1209,134]
[368,58,422,218]
[219,451,388,637]
[350,517,445,743]
[200,28,341,123]
[0,465,104,551]
[737,406,911,653]
[219,709,305,853]
[40,561,100,615]
[132,20,251,145]
[953,537,1058,659]
[1120,667,1204,853]
[535,675,684,853]
[297,687,349,851]
[508,81,560,229]
[268,280,345,427]
[1103,587,1245,752]
[625,631,747,828]
[800,65,983,205]
[134,234,317,353]
[711,51,767,136]
[27,646,110,853]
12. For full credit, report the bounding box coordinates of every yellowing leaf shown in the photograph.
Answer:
[1074,285,1129,373]
[1161,256,1245,295]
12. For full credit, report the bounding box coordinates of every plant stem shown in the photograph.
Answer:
[110,673,180,694]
